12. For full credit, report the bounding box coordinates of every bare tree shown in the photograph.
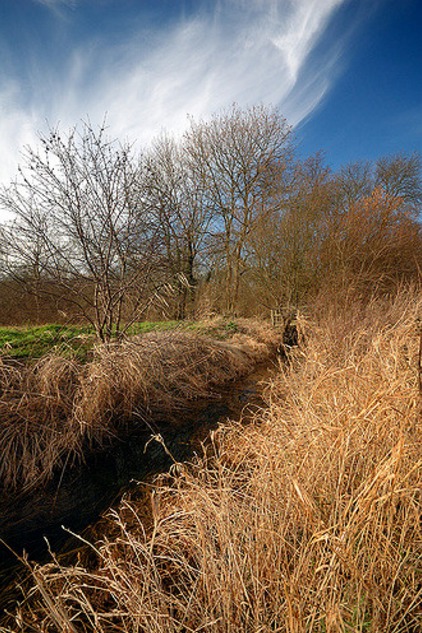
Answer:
[0,121,159,342]
[143,135,212,319]
[336,160,374,211]
[248,153,334,309]
[184,104,293,314]
[318,153,422,297]
[375,152,421,212]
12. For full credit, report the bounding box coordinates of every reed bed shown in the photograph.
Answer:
[4,287,421,632]
[0,320,277,494]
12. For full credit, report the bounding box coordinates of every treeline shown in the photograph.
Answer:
[0,105,421,338]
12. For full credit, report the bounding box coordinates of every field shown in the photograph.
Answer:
[0,286,420,631]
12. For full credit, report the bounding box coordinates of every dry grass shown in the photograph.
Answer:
[3,286,421,632]
[0,355,82,492]
[0,320,277,494]
[76,322,276,443]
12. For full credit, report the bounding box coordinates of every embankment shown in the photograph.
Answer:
[0,320,278,495]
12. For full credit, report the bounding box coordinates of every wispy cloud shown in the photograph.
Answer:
[33,0,77,8]
[0,0,347,187]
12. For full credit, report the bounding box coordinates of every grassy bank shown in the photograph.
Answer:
[0,319,278,494]
[0,324,94,360]
[0,321,205,360]
[0,319,246,360]
[3,286,421,632]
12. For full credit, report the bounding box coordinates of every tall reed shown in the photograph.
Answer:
[4,291,422,631]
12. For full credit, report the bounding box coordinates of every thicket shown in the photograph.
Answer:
[0,106,420,332]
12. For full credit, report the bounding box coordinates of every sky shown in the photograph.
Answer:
[0,0,421,200]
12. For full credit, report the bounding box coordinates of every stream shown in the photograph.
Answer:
[0,360,278,614]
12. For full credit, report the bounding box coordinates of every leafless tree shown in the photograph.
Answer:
[248,153,334,309]
[184,104,293,314]
[143,135,212,319]
[375,152,421,209]
[0,121,160,341]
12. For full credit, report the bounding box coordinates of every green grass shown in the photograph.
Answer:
[0,324,95,360]
[0,319,243,360]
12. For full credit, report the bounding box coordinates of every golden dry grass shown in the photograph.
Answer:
[0,355,82,492]
[0,320,277,494]
[3,286,421,632]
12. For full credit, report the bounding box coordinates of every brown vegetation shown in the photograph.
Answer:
[0,355,82,492]
[4,285,421,632]
[2,111,419,327]
[0,280,62,326]
[0,320,277,494]
[0,106,420,630]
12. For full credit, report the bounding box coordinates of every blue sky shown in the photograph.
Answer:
[0,0,420,193]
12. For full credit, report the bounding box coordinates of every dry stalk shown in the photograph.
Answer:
[2,287,421,632]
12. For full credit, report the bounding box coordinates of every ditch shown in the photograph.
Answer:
[0,359,279,616]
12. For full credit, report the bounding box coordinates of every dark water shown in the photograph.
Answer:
[0,403,229,565]
[0,364,274,613]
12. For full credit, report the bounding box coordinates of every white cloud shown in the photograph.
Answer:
[34,0,77,8]
[0,0,347,195]
[0,81,41,196]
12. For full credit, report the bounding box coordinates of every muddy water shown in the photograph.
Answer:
[0,360,278,612]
